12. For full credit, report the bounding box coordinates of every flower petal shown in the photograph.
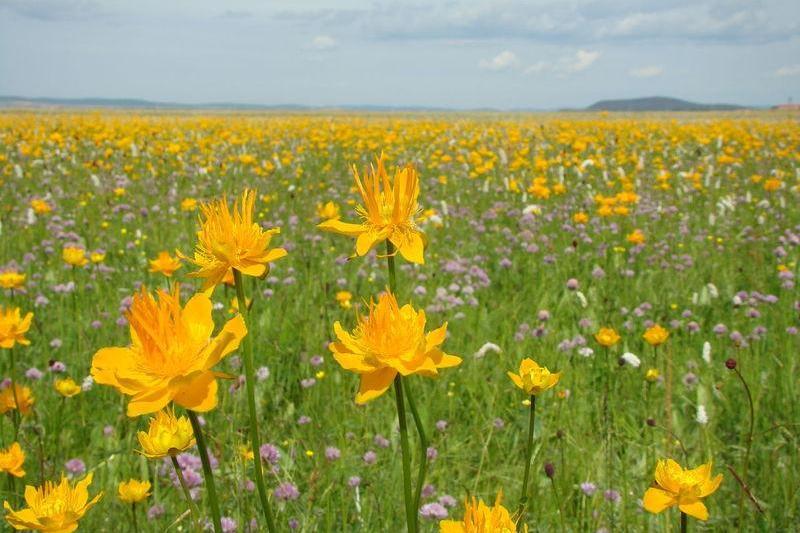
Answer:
[355,368,397,404]
[679,500,709,521]
[425,323,448,350]
[203,315,247,370]
[395,231,425,264]
[642,487,675,514]
[699,473,723,498]
[127,388,173,417]
[356,230,384,256]
[182,293,214,342]
[507,372,524,389]
[173,371,219,413]
[318,219,366,237]
[91,347,139,394]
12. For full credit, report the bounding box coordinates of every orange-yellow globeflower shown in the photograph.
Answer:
[507,358,561,396]
[0,385,34,416]
[181,190,287,290]
[3,473,102,532]
[62,246,88,268]
[0,271,25,290]
[317,201,341,220]
[643,459,722,521]
[643,324,669,346]
[54,378,82,398]
[148,251,182,277]
[595,327,621,347]
[0,307,33,349]
[137,409,196,458]
[318,154,426,264]
[627,229,646,245]
[330,291,461,404]
[117,479,151,504]
[439,491,524,533]
[0,442,25,478]
[91,285,246,417]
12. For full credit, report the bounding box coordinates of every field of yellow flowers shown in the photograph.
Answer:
[0,110,798,532]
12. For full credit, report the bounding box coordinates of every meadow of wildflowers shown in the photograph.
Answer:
[0,110,798,531]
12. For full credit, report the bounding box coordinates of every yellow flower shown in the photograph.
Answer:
[763,178,781,192]
[317,201,341,220]
[645,368,660,382]
[62,246,88,267]
[238,445,254,461]
[507,358,561,396]
[330,291,461,404]
[0,442,25,478]
[54,378,81,398]
[643,324,669,346]
[0,307,33,349]
[181,198,198,211]
[595,327,621,347]
[335,291,353,309]
[3,473,102,532]
[627,229,645,245]
[181,190,287,290]
[137,409,195,458]
[0,271,25,290]
[439,491,523,533]
[91,285,246,417]
[117,479,151,504]
[0,385,34,416]
[572,212,589,224]
[642,459,722,521]
[318,154,425,264]
[148,251,182,277]
[29,199,52,215]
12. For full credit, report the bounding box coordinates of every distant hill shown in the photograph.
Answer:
[0,95,452,112]
[0,95,309,110]
[587,96,745,112]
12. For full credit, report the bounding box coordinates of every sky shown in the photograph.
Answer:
[1,0,799,109]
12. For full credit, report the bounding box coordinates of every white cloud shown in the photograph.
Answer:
[775,65,800,77]
[479,50,518,71]
[524,61,550,75]
[562,49,600,73]
[629,65,664,78]
[309,35,337,50]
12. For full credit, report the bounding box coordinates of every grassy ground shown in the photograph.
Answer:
[0,110,798,531]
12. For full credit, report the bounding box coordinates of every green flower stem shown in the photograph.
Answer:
[394,375,416,533]
[386,239,419,531]
[734,366,755,531]
[131,503,139,533]
[171,455,202,532]
[404,381,428,518]
[8,347,20,437]
[187,410,222,533]
[232,268,277,533]
[518,395,537,519]
[680,511,688,533]
[604,346,615,530]
[386,241,398,293]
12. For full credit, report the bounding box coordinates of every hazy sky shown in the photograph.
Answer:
[1,0,799,108]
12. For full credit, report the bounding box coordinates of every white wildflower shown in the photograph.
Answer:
[696,405,708,425]
[473,342,502,359]
[702,341,712,364]
[621,352,641,368]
